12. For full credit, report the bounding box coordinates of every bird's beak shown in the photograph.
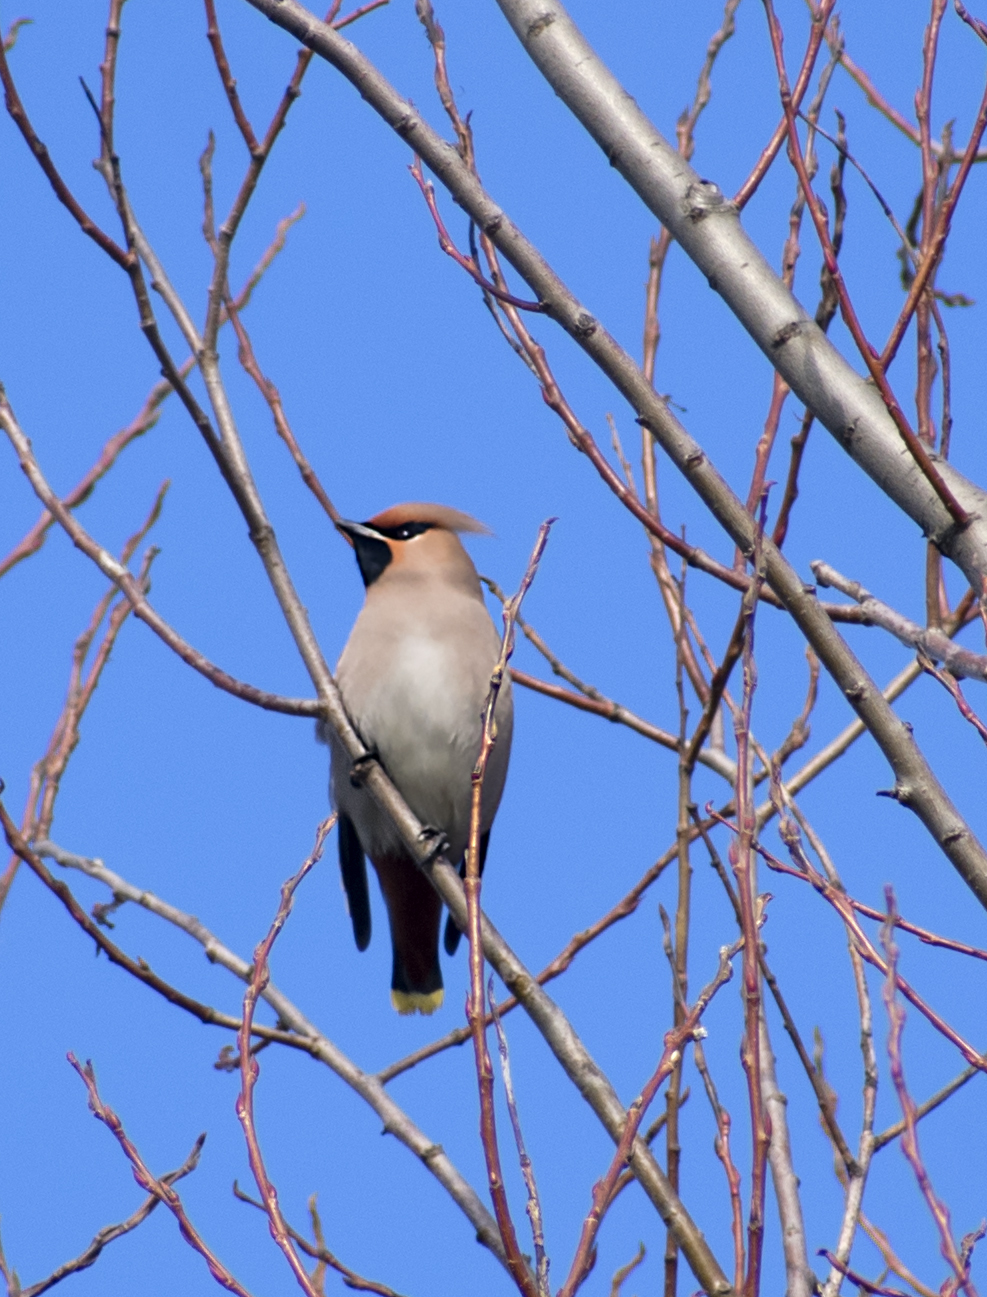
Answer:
[335,518,381,549]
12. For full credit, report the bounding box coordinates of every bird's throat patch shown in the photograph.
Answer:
[352,532,393,587]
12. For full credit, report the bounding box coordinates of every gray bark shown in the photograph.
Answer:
[238,0,987,906]
[493,0,987,589]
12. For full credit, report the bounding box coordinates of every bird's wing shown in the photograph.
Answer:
[443,829,490,956]
[338,813,372,951]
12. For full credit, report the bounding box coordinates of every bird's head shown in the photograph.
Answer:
[335,503,490,590]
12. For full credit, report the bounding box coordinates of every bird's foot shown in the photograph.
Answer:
[416,825,450,866]
[348,748,380,787]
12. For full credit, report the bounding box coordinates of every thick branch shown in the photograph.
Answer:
[239,0,987,906]
[491,0,987,587]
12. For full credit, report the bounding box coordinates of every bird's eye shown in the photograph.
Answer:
[371,521,434,542]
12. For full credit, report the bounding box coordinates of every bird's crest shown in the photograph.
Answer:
[366,502,491,536]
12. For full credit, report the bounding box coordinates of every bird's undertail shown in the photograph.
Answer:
[373,851,445,1016]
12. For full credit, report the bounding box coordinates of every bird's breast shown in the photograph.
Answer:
[333,593,512,862]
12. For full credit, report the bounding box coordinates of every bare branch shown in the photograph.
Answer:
[812,562,987,681]
[10,1136,203,1297]
[236,821,332,1297]
[464,522,553,1297]
[241,0,987,912]
[68,1057,254,1295]
[30,838,508,1267]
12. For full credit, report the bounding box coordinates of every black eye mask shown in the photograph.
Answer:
[352,521,434,586]
[369,521,434,542]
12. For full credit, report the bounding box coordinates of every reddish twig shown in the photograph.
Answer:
[415,0,475,164]
[0,206,299,581]
[740,814,987,1078]
[557,940,739,1297]
[200,0,389,352]
[734,0,839,208]
[68,1056,254,1295]
[1,397,164,582]
[641,0,741,497]
[731,512,770,1297]
[465,523,554,1297]
[842,889,987,964]
[609,1243,647,1297]
[881,891,982,1297]
[2,17,32,51]
[693,1036,745,1294]
[828,35,984,161]
[490,980,550,1297]
[0,38,131,268]
[693,811,860,1177]
[205,0,262,155]
[0,487,164,913]
[480,253,786,605]
[772,105,847,549]
[919,653,987,745]
[0,390,323,720]
[882,38,987,369]
[761,0,970,529]
[480,575,734,779]
[334,0,389,28]
[236,818,334,1297]
[9,1136,203,1297]
[225,293,341,523]
[409,158,545,311]
[232,1186,407,1297]
[914,3,948,453]
[377,833,687,1084]
[509,668,683,755]
[818,1251,913,1297]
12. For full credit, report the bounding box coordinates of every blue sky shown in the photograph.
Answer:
[2,2,987,1294]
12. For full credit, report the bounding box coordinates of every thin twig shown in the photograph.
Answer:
[761,0,970,528]
[31,836,507,1265]
[490,980,550,1297]
[734,0,839,208]
[12,1137,203,1297]
[558,942,740,1297]
[232,1187,406,1297]
[236,820,333,1297]
[465,522,554,1297]
[812,562,987,682]
[881,891,980,1297]
[68,1057,255,1295]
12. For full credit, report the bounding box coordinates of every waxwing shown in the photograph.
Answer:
[324,503,513,1015]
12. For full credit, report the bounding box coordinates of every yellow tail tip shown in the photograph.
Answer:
[391,988,444,1016]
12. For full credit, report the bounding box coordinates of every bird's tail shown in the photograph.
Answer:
[373,852,445,1015]
[390,956,444,1016]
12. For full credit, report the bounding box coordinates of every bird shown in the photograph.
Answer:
[323,502,513,1015]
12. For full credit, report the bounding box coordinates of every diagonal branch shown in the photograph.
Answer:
[812,562,987,682]
[489,0,987,587]
[29,837,509,1268]
[239,0,987,914]
[464,524,554,1297]
[68,1057,255,1296]
[12,1136,204,1297]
